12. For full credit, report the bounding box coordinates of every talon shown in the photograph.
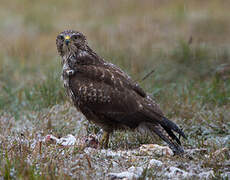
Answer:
[99,131,110,149]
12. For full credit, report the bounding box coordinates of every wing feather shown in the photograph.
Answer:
[68,52,186,153]
[72,52,146,97]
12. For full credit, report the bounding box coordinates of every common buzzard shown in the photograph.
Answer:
[56,30,186,154]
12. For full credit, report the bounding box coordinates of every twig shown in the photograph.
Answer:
[188,36,193,45]
[141,68,155,82]
[85,154,92,169]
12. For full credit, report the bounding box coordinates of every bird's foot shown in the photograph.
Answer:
[99,131,110,149]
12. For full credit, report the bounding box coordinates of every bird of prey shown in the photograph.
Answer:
[56,30,186,154]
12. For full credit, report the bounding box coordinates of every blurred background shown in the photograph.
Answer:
[0,0,229,116]
[0,1,230,178]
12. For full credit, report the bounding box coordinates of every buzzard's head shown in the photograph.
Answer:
[56,30,87,57]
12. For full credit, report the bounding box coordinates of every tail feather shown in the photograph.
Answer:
[151,124,184,155]
[161,125,181,145]
[137,113,186,154]
[159,117,187,139]
[140,108,186,140]
[137,110,186,154]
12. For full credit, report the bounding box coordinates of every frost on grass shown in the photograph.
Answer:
[0,102,230,179]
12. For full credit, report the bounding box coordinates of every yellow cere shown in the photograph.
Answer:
[65,35,70,40]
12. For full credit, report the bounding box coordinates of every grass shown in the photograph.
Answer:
[0,0,230,179]
[0,66,65,118]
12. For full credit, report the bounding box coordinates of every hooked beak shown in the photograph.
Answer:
[64,35,70,45]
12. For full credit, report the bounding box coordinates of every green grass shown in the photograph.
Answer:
[0,67,65,118]
[23,70,66,111]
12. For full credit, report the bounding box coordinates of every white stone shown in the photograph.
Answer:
[149,159,163,167]
[108,172,138,179]
[140,144,174,156]
[128,166,143,177]
[165,166,189,179]
[198,170,215,179]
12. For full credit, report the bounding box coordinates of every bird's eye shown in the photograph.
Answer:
[71,34,81,40]
[58,35,64,41]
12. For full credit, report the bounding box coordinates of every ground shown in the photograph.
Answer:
[0,0,229,179]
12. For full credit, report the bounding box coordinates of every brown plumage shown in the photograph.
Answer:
[56,30,186,154]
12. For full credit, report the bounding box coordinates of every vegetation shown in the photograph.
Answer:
[0,0,229,179]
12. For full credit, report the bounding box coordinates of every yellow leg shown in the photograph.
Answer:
[99,131,110,149]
